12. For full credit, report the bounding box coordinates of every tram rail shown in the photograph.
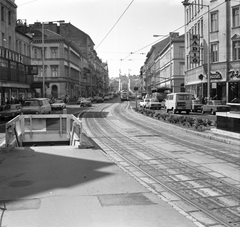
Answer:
[80,102,240,227]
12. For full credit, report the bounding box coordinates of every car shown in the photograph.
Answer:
[191,100,203,112]
[104,95,110,101]
[146,98,162,110]
[80,98,92,107]
[0,104,22,120]
[22,98,52,114]
[201,100,231,115]
[77,97,85,104]
[51,100,66,110]
[139,98,150,108]
[96,96,104,103]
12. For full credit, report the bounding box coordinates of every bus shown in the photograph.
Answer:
[120,90,129,101]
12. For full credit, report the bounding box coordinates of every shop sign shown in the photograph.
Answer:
[210,70,222,80]
[190,34,200,63]
[229,69,240,79]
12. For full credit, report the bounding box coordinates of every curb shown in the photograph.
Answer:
[131,107,240,146]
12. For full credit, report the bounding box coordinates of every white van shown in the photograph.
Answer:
[165,92,192,114]
[22,98,52,114]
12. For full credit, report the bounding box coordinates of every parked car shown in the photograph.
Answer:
[104,95,110,101]
[139,98,150,108]
[77,97,85,104]
[22,98,52,114]
[96,96,104,103]
[0,104,22,120]
[146,98,162,110]
[201,100,230,115]
[51,100,66,110]
[80,98,92,107]
[191,100,203,112]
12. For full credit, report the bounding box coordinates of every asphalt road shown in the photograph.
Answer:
[0,99,216,134]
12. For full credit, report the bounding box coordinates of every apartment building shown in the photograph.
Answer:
[28,22,109,99]
[154,33,185,93]
[141,32,185,97]
[182,0,240,102]
[0,0,34,106]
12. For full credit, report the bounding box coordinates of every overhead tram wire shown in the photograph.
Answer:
[120,0,229,62]
[95,0,135,50]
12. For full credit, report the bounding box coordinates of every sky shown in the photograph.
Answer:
[16,0,185,78]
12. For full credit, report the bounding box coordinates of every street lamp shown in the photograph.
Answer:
[182,0,210,100]
[42,20,65,97]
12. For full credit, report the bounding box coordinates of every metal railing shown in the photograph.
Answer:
[4,114,82,148]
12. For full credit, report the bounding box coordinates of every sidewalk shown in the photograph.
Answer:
[0,146,197,227]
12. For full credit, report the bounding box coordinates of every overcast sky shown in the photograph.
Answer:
[16,0,185,78]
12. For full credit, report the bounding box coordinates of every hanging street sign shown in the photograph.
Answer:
[190,34,200,63]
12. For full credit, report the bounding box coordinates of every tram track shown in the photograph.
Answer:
[81,102,240,227]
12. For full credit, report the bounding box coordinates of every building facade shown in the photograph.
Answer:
[28,22,109,100]
[141,32,185,98]
[0,0,34,106]
[154,33,185,93]
[183,0,240,103]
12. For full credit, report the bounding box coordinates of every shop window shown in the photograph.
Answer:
[211,43,218,62]
[211,12,218,32]
[233,7,240,28]
[233,40,240,60]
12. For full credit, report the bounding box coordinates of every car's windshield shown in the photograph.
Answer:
[178,94,190,100]
[151,99,158,102]
[24,100,39,106]
[55,100,63,103]
[213,100,222,105]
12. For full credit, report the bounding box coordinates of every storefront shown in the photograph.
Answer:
[228,68,240,103]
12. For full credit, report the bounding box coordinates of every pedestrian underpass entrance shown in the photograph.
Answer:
[4,114,82,148]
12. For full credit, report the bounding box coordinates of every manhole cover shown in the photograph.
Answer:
[9,180,34,187]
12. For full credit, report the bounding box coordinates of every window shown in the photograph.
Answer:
[16,40,18,52]
[179,63,184,75]
[233,40,240,60]
[34,48,37,58]
[51,66,58,77]
[211,43,218,62]
[51,47,58,58]
[200,18,203,37]
[211,12,218,32]
[179,47,185,58]
[233,7,240,28]
[9,36,11,49]
[1,6,4,21]
[8,11,11,25]
[2,33,5,47]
